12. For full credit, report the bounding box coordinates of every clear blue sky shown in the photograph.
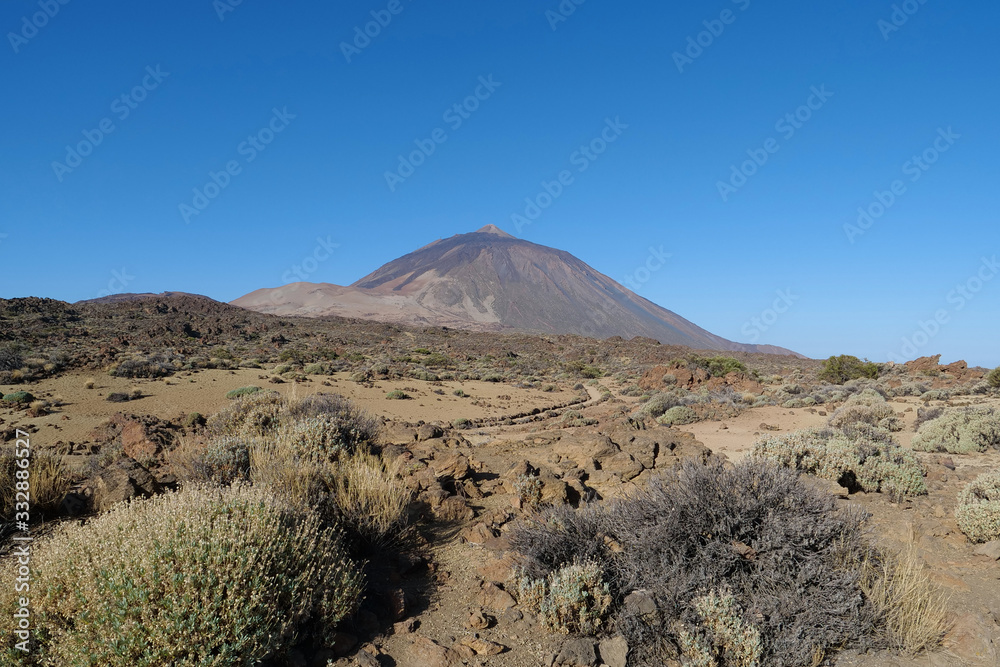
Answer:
[1,1,998,367]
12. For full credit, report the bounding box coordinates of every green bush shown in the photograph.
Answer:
[657,405,698,426]
[453,417,472,430]
[911,407,1000,454]
[105,392,132,403]
[955,471,1000,543]
[225,385,262,399]
[818,355,880,384]
[988,367,1000,389]
[1,391,34,404]
[385,389,409,400]
[0,484,363,664]
[754,426,926,499]
[695,355,747,378]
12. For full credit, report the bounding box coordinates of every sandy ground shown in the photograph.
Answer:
[0,369,580,450]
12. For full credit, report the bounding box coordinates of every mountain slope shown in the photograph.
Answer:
[233,225,797,355]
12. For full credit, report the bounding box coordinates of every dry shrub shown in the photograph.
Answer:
[828,389,901,432]
[0,484,363,664]
[955,470,1000,543]
[206,390,286,438]
[0,449,71,521]
[753,426,926,499]
[511,460,883,666]
[911,407,1000,454]
[859,547,949,654]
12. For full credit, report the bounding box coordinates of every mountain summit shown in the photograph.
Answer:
[233,227,795,354]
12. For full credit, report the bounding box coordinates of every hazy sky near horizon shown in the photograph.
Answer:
[1,1,998,366]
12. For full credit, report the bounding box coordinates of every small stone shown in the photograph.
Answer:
[598,635,629,667]
[624,589,657,617]
[457,636,505,655]
[408,636,462,667]
[973,540,1000,561]
[478,582,516,611]
[554,637,597,666]
[352,649,379,667]
[467,609,491,630]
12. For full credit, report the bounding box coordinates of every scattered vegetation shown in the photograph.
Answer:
[385,389,410,400]
[911,407,1000,454]
[111,356,173,378]
[956,471,1000,543]
[0,484,363,664]
[511,459,929,666]
[1,391,34,404]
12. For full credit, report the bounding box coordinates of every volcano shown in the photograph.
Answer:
[232,225,796,355]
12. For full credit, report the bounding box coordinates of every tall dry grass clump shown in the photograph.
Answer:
[0,484,363,665]
[0,449,71,521]
[859,547,950,654]
[185,391,409,546]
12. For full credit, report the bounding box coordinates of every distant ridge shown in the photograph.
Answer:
[233,226,799,356]
[76,291,210,305]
